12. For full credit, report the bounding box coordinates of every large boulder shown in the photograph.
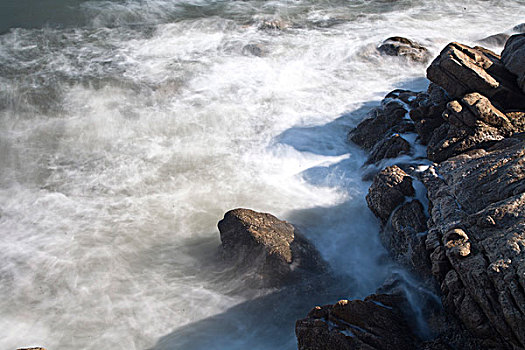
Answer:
[427,92,524,162]
[296,293,418,350]
[378,36,431,63]
[501,34,525,95]
[366,165,415,222]
[422,134,525,349]
[218,208,326,287]
[427,42,525,110]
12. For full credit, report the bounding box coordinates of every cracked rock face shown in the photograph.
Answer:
[423,134,525,349]
[426,42,525,110]
[427,92,524,162]
[218,208,326,287]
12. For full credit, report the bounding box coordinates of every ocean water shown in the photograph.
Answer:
[0,0,524,349]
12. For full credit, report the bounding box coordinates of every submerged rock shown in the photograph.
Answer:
[427,42,525,110]
[242,43,268,57]
[501,34,525,95]
[378,36,431,63]
[218,208,326,287]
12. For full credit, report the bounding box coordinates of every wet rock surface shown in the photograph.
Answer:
[218,208,326,287]
[501,34,525,95]
[296,293,418,350]
[378,36,431,63]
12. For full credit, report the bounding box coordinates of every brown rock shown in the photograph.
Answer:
[296,293,418,350]
[366,165,415,222]
[378,36,431,63]
[218,208,326,287]
[427,42,525,110]
[427,92,522,162]
[501,34,525,95]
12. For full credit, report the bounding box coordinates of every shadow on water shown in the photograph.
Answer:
[151,77,432,349]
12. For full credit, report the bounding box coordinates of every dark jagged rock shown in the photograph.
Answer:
[218,208,326,287]
[378,36,431,63]
[365,133,411,164]
[427,92,524,162]
[366,165,415,222]
[348,94,414,151]
[296,293,418,350]
[427,42,525,110]
[422,134,525,349]
[409,83,451,145]
[501,34,525,95]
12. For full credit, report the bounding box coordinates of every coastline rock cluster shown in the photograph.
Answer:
[217,33,524,350]
[322,33,525,349]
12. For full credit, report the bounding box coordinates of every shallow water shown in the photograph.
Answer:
[1,1,524,349]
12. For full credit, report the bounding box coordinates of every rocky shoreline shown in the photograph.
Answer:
[216,31,525,350]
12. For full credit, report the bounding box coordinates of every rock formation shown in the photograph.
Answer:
[218,208,326,287]
[378,36,431,63]
[298,30,525,350]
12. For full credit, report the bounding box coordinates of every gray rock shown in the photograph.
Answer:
[422,134,525,349]
[501,34,525,95]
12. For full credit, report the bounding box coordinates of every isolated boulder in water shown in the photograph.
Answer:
[423,134,525,349]
[378,36,431,63]
[427,92,523,162]
[218,208,326,286]
[501,34,525,95]
[296,293,418,350]
[427,42,525,110]
[242,43,268,57]
[366,165,415,222]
